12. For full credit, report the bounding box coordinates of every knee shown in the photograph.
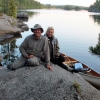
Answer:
[27,57,39,66]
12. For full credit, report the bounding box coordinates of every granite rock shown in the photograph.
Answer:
[0,63,100,100]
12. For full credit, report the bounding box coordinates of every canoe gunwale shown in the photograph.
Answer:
[62,53,100,88]
[79,72,100,79]
[80,72,100,88]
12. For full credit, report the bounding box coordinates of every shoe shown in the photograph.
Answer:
[79,68,89,73]
[7,64,14,70]
[72,69,80,73]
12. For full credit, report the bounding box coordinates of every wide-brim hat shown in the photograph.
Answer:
[31,24,44,33]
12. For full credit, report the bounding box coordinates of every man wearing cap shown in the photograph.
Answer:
[7,24,53,71]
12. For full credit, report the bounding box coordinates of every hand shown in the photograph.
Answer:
[46,65,53,71]
[29,55,34,58]
[26,55,34,59]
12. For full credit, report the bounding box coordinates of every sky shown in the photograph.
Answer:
[37,0,96,7]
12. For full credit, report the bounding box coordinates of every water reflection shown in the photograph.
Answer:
[0,10,100,72]
[0,33,22,44]
[0,33,22,66]
[89,34,100,56]
[89,15,100,56]
[17,17,28,22]
[90,15,100,25]
[18,10,40,18]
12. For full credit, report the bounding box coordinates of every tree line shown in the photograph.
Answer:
[88,0,100,12]
[0,0,43,9]
[44,4,88,11]
[0,0,100,18]
[15,0,43,9]
[0,0,43,17]
[0,0,17,17]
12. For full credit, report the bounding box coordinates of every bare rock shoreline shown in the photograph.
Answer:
[0,13,29,63]
[0,14,29,34]
[0,63,100,100]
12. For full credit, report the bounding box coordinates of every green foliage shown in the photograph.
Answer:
[0,0,8,14]
[89,34,100,56]
[11,21,15,26]
[15,0,43,9]
[75,6,81,11]
[72,81,80,89]
[1,40,19,65]
[8,0,17,17]
[0,0,43,16]
[64,5,73,10]
[88,0,100,12]
[89,44,100,55]
[90,15,100,25]
[0,0,17,17]
[44,4,88,10]
[0,0,88,11]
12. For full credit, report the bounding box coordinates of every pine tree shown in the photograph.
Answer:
[8,0,17,17]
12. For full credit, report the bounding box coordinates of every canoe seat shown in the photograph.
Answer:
[63,61,78,64]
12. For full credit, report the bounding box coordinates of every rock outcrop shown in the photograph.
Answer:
[0,63,100,100]
[17,20,29,32]
[0,14,21,34]
[17,12,28,18]
[0,14,29,34]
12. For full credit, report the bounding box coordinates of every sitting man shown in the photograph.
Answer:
[7,24,53,71]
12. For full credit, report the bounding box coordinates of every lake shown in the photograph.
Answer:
[0,9,100,73]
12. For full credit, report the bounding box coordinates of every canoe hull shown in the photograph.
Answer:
[62,53,100,88]
[80,72,100,88]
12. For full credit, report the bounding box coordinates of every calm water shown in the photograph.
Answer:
[0,9,100,73]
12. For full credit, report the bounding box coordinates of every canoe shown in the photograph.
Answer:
[62,53,100,88]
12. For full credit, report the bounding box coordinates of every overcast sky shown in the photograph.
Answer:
[37,0,96,7]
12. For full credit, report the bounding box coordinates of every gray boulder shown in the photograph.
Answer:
[17,20,29,32]
[0,14,21,34]
[17,12,28,18]
[0,14,29,34]
[0,63,100,100]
